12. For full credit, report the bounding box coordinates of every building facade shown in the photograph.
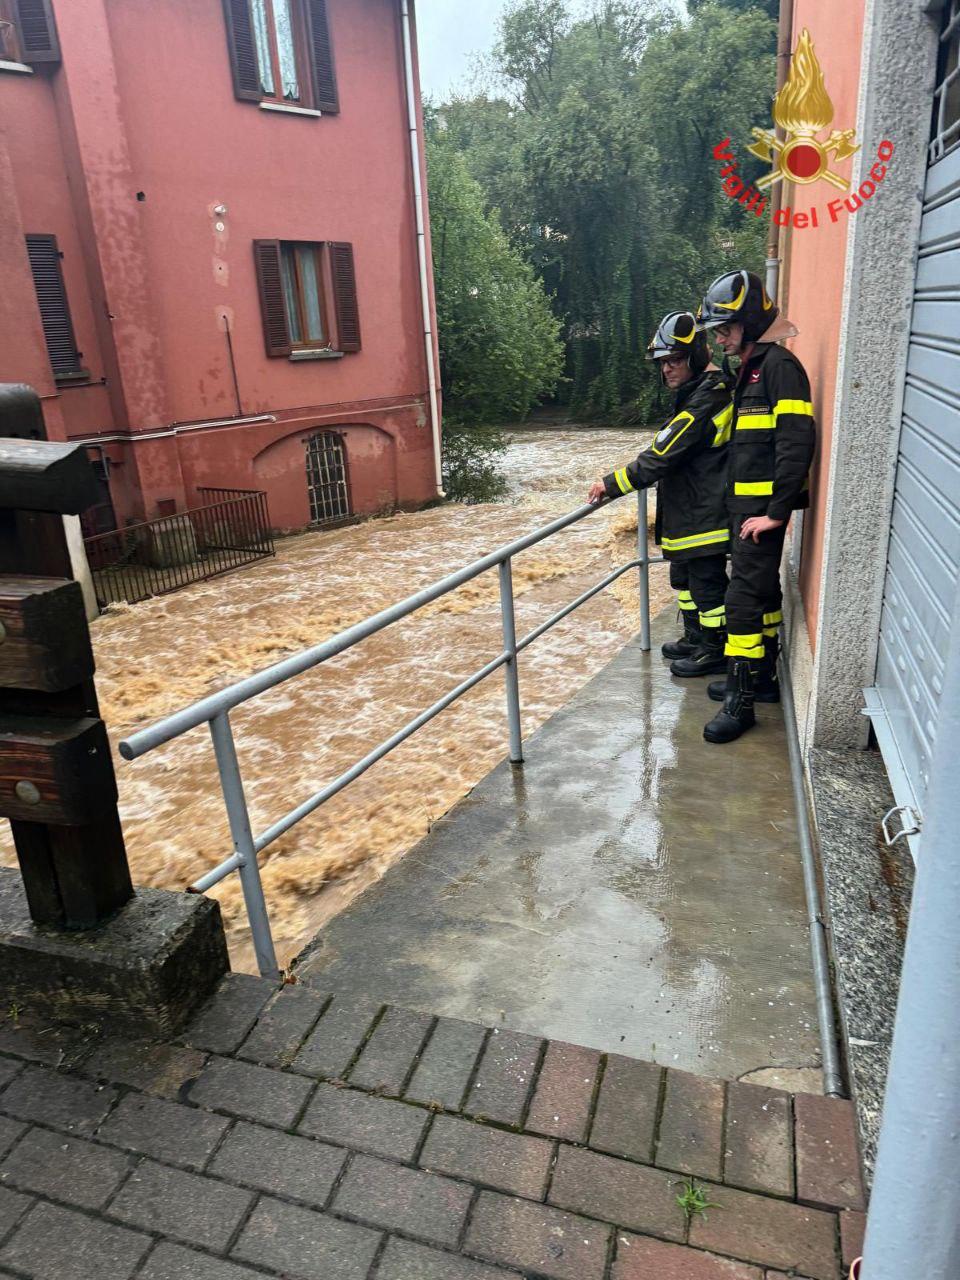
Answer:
[0,0,441,532]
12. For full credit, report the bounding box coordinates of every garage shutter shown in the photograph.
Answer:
[866,2,960,857]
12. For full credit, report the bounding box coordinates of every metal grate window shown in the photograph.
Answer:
[931,0,960,162]
[306,431,351,525]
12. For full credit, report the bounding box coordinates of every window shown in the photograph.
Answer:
[223,0,338,113]
[0,0,60,65]
[254,239,361,358]
[25,234,84,380]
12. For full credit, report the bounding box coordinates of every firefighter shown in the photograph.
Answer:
[588,311,732,678]
[696,269,816,744]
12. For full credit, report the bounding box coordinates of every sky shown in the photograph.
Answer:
[416,0,505,100]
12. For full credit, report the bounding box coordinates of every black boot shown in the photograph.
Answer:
[707,637,781,703]
[661,613,702,660]
[670,628,727,678]
[703,658,757,743]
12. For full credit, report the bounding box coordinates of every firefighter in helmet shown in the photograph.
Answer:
[588,311,732,678]
[696,268,816,744]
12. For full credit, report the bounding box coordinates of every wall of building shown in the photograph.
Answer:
[0,0,439,529]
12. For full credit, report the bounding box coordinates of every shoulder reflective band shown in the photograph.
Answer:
[614,468,635,494]
[726,633,764,660]
[662,528,730,551]
[734,480,774,496]
[652,410,695,457]
[712,403,734,447]
[735,413,774,430]
[774,398,814,418]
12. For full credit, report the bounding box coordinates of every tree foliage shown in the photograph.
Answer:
[432,0,777,421]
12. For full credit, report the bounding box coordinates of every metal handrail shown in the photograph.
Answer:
[120,490,660,977]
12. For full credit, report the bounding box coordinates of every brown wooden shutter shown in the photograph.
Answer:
[14,0,60,63]
[329,243,361,352]
[222,0,262,102]
[25,235,82,377]
[253,240,292,357]
[305,0,339,114]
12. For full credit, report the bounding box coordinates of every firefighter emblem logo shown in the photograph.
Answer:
[748,28,859,191]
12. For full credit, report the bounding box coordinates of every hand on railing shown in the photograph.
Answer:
[587,480,608,505]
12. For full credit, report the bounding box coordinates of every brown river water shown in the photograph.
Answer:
[2,427,675,972]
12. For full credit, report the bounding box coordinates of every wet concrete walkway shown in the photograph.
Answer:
[297,612,821,1086]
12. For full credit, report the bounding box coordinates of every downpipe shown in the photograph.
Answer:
[399,0,444,497]
[778,645,846,1098]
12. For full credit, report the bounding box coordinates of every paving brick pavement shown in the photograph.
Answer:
[0,975,865,1280]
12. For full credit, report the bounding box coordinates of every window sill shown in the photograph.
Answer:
[259,102,322,118]
[289,349,343,362]
[54,368,92,385]
[0,60,33,75]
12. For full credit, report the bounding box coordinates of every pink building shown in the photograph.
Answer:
[0,0,441,532]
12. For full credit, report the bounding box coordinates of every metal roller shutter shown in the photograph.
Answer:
[865,1,960,858]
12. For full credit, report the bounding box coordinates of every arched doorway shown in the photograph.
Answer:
[305,431,352,525]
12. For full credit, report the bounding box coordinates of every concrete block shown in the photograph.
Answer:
[0,869,228,1038]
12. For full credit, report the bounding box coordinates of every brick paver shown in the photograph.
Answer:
[0,1064,117,1136]
[421,1112,554,1199]
[0,987,861,1280]
[237,985,329,1067]
[724,1083,794,1198]
[0,1200,150,1280]
[0,1126,131,1209]
[466,1191,613,1280]
[349,1006,434,1095]
[210,1120,345,1205]
[109,1159,253,1251]
[97,1092,230,1170]
[657,1069,725,1180]
[405,1017,488,1111]
[590,1055,661,1163]
[334,1153,473,1245]
[232,1195,381,1279]
[549,1145,686,1242]
[179,975,276,1055]
[613,1234,764,1279]
[526,1040,601,1143]
[794,1095,865,1211]
[465,1029,543,1127]
[689,1181,841,1280]
[299,1081,428,1160]
[189,1053,313,1127]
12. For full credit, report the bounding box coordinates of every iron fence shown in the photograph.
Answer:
[120,491,662,977]
[84,489,274,608]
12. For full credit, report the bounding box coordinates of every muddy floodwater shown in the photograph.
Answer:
[2,427,676,972]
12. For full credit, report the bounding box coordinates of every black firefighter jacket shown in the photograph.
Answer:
[602,370,733,562]
[727,340,817,521]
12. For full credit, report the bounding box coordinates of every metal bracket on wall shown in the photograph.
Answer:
[881,804,922,848]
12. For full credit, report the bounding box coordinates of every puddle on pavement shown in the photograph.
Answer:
[1,426,674,972]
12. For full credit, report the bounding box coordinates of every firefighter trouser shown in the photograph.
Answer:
[724,515,787,660]
[669,555,729,633]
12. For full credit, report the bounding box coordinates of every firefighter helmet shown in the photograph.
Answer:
[697,270,777,342]
[646,311,709,375]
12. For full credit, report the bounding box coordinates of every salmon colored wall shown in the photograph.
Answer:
[779,0,866,647]
[0,0,437,527]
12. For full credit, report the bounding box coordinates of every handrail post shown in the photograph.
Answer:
[637,487,651,652]
[208,712,279,979]
[498,558,524,764]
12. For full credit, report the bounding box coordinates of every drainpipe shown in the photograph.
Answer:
[399,0,444,496]
[859,571,960,1278]
[765,0,794,301]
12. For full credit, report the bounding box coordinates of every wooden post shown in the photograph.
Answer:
[0,396,133,929]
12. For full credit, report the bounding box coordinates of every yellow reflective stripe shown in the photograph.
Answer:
[774,399,813,418]
[712,403,734,447]
[726,633,764,659]
[614,468,634,494]
[662,528,730,551]
[735,413,775,431]
[652,411,695,457]
[763,627,780,638]
[677,590,694,602]
[763,610,783,626]
[734,481,774,497]
[699,608,726,629]
[678,600,698,613]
